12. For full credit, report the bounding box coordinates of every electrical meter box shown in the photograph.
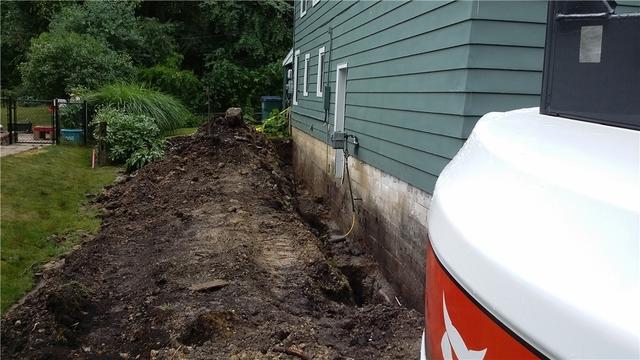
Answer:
[540,1,640,130]
[331,131,346,149]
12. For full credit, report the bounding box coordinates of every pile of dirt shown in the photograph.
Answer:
[1,119,422,359]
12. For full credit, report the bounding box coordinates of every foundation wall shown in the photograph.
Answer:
[292,128,430,311]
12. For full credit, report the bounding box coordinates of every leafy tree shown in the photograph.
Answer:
[138,1,214,75]
[199,0,292,113]
[1,1,64,89]
[5,0,294,114]
[137,53,204,111]
[202,59,282,112]
[19,32,134,99]
[135,18,177,67]
[139,0,293,113]
[200,0,292,67]
[50,2,140,55]
[50,1,175,66]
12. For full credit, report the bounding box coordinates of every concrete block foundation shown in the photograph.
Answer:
[292,128,431,311]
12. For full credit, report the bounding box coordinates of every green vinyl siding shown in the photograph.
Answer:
[293,0,473,193]
[346,105,474,139]
[467,45,544,71]
[291,0,640,194]
[463,0,640,133]
[470,1,548,23]
[469,20,546,47]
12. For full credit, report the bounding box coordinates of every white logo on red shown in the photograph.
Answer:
[441,293,488,360]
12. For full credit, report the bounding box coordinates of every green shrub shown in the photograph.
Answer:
[134,18,177,67]
[198,0,291,114]
[19,32,134,99]
[257,108,289,138]
[137,53,204,112]
[86,83,193,132]
[50,2,141,56]
[50,2,176,67]
[201,59,282,115]
[125,145,165,171]
[183,115,206,128]
[59,102,83,129]
[93,107,165,171]
[243,108,258,125]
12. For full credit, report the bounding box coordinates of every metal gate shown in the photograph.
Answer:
[2,97,57,145]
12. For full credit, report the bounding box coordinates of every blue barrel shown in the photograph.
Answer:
[60,129,84,144]
[260,96,282,121]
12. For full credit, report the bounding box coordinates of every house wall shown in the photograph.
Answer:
[462,0,640,135]
[291,0,640,310]
[293,0,475,193]
[292,127,432,310]
[292,0,477,310]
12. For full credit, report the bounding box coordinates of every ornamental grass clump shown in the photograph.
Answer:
[86,83,193,132]
[93,107,165,172]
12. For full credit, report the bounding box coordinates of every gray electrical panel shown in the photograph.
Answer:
[331,131,346,149]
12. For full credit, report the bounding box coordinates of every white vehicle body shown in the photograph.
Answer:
[424,107,640,359]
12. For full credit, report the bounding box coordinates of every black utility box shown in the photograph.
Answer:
[541,1,640,130]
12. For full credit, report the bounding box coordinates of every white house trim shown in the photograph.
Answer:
[300,0,307,18]
[312,0,320,6]
[303,53,310,97]
[282,48,293,66]
[317,47,325,97]
[293,50,300,105]
[333,63,348,179]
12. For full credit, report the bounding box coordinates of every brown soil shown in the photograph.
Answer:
[1,119,422,359]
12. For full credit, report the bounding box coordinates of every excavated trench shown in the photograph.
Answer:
[1,119,422,359]
[295,196,398,310]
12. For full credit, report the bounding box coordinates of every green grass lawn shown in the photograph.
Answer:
[0,146,119,313]
[166,127,198,138]
[0,104,53,128]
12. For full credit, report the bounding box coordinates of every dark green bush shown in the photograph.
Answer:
[49,2,175,67]
[19,32,134,99]
[183,114,206,128]
[125,145,165,172]
[257,108,289,138]
[202,60,282,115]
[93,107,165,171]
[59,102,83,129]
[133,17,177,67]
[137,53,204,112]
[50,2,141,55]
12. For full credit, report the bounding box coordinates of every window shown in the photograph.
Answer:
[316,47,325,97]
[300,0,307,18]
[312,0,320,6]
[293,50,300,105]
[303,53,310,96]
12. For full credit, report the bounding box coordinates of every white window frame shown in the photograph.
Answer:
[300,0,307,18]
[312,0,320,6]
[334,63,348,179]
[303,53,310,96]
[316,47,325,97]
[293,50,300,105]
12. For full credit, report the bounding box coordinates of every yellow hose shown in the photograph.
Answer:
[343,213,356,238]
